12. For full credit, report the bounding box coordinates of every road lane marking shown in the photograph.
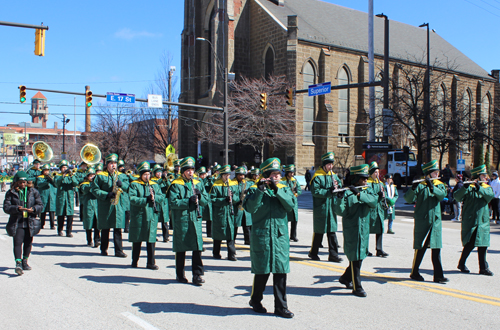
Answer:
[121,312,159,330]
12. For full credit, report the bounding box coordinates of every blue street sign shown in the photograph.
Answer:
[308,82,331,97]
[457,159,465,172]
[106,92,136,104]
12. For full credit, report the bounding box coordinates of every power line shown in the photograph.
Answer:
[463,0,500,17]
[477,0,500,11]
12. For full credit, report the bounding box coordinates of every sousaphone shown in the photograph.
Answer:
[32,141,53,162]
[80,144,102,165]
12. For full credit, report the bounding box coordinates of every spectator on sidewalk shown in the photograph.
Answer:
[451,174,464,222]
[489,172,500,224]
[440,164,454,187]
[304,168,312,191]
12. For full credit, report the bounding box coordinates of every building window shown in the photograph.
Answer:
[483,93,491,138]
[338,67,349,143]
[264,47,274,79]
[463,89,472,153]
[374,72,384,140]
[436,84,446,131]
[302,62,315,144]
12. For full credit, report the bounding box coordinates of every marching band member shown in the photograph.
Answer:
[152,164,170,242]
[35,164,56,229]
[118,160,131,233]
[404,160,448,283]
[281,164,301,242]
[91,154,129,258]
[79,168,100,247]
[196,167,213,238]
[129,161,165,270]
[54,160,79,237]
[245,158,295,318]
[249,168,260,182]
[334,164,377,297]
[26,159,42,182]
[454,165,494,276]
[233,166,252,245]
[309,152,343,262]
[210,165,240,260]
[367,161,389,257]
[168,157,209,285]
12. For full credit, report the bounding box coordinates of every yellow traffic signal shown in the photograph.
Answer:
[34,29,45,56]
[19,85,27,103]
[286,88,294,106]
[259,93,267,110]
[86,90,93,108]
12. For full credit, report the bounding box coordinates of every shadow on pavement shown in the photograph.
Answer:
[372,267,435,276]
[56,262,129,269]
[233,284,347,297]
[204,264,251,272]
[32,250,100,257]
[80,275,176,285]
[33,242,95,249]
[0,267,19,278]
[132,302,258,316]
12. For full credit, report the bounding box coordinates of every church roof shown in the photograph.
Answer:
[32,91,46,99]
[259,0,492,80]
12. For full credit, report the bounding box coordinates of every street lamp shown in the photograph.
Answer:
[196,37,229,165]
[376,13,390,142]
[168,66,176,145]
[419,22,431,162]
[62,114,70,160]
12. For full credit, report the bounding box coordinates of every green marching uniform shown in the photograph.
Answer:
[196,167,213,238]
[168,157,209,285]
[210,165,240,260]
[79,168,100,247]
[129,161,165,270]
[90,154,129,258]
[233,166,253,245]
[26,160,41,186]
[152,164,170,242]
[404,160,448,283]
[334,164,377,297]
[54,160,79,237]
[280,164,301,242]
[245,157,295,318]
[454,165,494,276]
[35,164,56,229]
[117,160,131,234]
[384,175,398,234]
[367,161,389,257]
[309,152,343,262]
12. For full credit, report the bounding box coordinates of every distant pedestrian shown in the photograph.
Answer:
[440,164,454,187]
[304,169,312,191]
[489,172,500,224]
[451,174,464,222]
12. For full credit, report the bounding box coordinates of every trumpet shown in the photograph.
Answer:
[333,185,369,193]
[412,177,441,184]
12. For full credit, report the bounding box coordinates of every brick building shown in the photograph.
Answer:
[180,0,499,174]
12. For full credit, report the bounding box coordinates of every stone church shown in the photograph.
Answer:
[179,0,499,174]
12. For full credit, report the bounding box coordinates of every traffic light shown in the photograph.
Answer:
[85,90,93,108]
[19,85,27,103]
[259,93,267,110]
[286,88,294,106]
[34,29,45,56]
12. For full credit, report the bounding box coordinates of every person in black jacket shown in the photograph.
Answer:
[3,171,43,276]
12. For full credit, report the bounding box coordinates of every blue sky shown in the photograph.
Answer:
[0,0,498,132]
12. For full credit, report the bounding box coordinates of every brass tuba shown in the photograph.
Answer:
[165,152,177,172]
[80,144,102,165]
[32,141,53,162]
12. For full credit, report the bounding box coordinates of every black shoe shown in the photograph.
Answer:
[308,252,320,261]
[163,238,169,243]
[147,264,159,270]
[367,251,373,257]
[228,256,238,261]
[66,233,73,238]
[338,277,353,289]
[290,238,299,242]
[479,269,494,276]
[124,229,129,233]
[202,247,206,252]
[21,259,31,271]
[319,244,324,248]
[244,241,250,245]
[433,277,449,284]
[50,226,55,230]
[94,241,100,248]
[115,251,127,258]
[15,261,23,276]
[328,256,343,263]
[249,300,267,313]
[352,288,367,297]
[192,275,205,286]
[131,262,138,268]
[213,254,222,259]
[458,264,470,273]
[410,273,424,281]
[101,250,108,256]
[274,308,294,318]
[87,242,92,247]
[58,231,64,236]
[376,250,389,258]
[176,276,188,283]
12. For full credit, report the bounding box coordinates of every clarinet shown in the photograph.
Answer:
[191,179,202,218]
[330,169,339,190]
[148,183,159,214]
[226,180,234,216]
[378,174,390,210]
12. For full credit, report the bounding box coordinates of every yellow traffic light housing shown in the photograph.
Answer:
[19,85,27,103]
[286,88,294,106]
[259,93,268,110]
[34,29,45,56]
[85,90,93,108]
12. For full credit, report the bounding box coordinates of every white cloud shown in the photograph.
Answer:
[114,28,162,40]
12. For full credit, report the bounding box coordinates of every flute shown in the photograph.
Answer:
[333,185,369,193]
[412,177,441,184]
[463,180,487,184]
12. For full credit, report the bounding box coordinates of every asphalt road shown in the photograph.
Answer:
[1,189,499,329]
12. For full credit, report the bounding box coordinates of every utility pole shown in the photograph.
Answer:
[168,67,175,145]
[62,115,70,160]
[85,85,91,132]
[368,0,375,142]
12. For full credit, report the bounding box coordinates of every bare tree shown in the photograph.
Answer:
[333,145,354,179]
[195,75,295,157]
